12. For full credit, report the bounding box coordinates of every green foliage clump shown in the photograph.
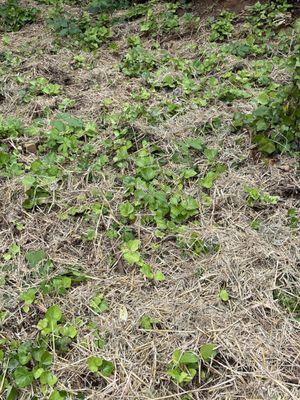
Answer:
[87,355,114,377]
[273,274,300,319]
[42,113,98,157]
[244,186,279,207]
[121,239,165,281]
[140,3,180,37]
[245,0,292,35]
[0,0,38,32]
[233,20,300,155]
[208,11,235,42]
[0,305,77,396]
[0,115,25,139]
[233,84,299,155]
[48,11,113,50]
[167,344,216,385]
[29,77,61,96]
[120,45,158,77]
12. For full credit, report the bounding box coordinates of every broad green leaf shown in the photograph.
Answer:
[203,148,218,162]
[13,366,34,388]
[100,360,115,377]
[33,349,53,367]
[33,368,44,379]
[39,371,58,386]
[172,349,198,365]
[22,175,36,189]
[257,92,269,105]
[37,318,48,331]
[183,168,197,179]
[49,390,67,400]
[181,196,198,211]
[140,263,154,279]
[154,270,165,281]
[59,325,77,338]
[179,351,199,365]
[87,356,103,373]
[200,343,216,362]
[90,294,109,314]
[120,202,135,218]
[25,250,47,268]
[140,315,160,330]
[200,171,217,189]
[126,240,140,252]
[255,119,269,131]
[219,289,229,302]
[20,288,37,305]
[45,305,62,322]
[139,167,157,181]
[123,251,140,265]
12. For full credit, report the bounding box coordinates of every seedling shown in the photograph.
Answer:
[90,294,109,314]
[219,289,229,302]
[244,186,279,207]
[287,208,298,228]
[121,239,165,281]
[167,343,216,385]
[167,350,199,385]
[87,356,114,378]
[29,77,61,96]
[140,315,160,330]
[3,243,20,261]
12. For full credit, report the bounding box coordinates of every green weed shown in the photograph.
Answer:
[0,0,38,32]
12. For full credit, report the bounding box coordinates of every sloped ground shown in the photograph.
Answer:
[0,1,299,399]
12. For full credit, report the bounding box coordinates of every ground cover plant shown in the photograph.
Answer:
[0,0,299,399]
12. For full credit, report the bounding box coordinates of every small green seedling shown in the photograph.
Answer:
[219,289,229,302]
[119,201,136,220]
[244,186,279,207]
[140,315,160,330]
[25,249,48,268]
[20,288,37,312]
[287,208,298,228]
[3,243,20,261]
[167,350,199,385]
[121,239,165,281]
[29,77,61,96]
[90,294,109,314]
[87,356,114,377]
[37,305,63,335]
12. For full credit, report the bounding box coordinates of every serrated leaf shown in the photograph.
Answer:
[49,390,67,400]
[126,239,140,252]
